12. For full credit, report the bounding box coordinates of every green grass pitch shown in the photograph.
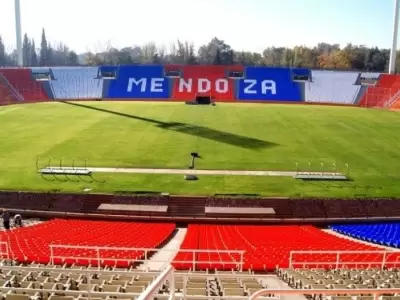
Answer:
[0,101,400,198]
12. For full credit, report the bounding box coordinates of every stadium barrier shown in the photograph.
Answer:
[289,250,400,269]
[3,191,400,222]
[50,244,245,271]
[3,200,400,224]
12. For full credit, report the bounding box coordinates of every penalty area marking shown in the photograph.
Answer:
[40,167,344,178]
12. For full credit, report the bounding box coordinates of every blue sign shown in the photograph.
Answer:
[237,67,302,101]
[292,68,310,77]
[107,65,170,99]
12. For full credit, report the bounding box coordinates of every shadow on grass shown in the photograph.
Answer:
[62,101,276,150]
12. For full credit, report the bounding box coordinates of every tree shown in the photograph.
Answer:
[371,48,387,72]
[186,43,197,64]
[281,49,293,67]
[0,36,6,66]
[152,53,162,64]
[30,39,38,66]
[39,28,48,66]
[67,51,78,65]
[22,33,31,66]
[46,43,54,66]
[4,30,400,71]
[213,48,222,65]
[198,37,233,65]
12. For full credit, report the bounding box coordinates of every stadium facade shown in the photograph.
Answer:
[1,66,400,108]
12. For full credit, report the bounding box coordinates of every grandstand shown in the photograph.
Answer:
[2,2,400,300]
[2,74,400,297]
[305,71,361,104]
[51,67,103,100]
[2,65,400,106]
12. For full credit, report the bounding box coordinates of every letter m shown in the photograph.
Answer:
[127,78,146,92]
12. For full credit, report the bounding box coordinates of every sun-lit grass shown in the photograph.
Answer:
[0,101,400,197]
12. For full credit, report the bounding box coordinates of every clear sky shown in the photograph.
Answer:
[0,0,396,53]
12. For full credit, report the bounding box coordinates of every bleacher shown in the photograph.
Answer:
[278,267,400,290]
[358,74,400,108]
[0,69,49,101]
[0,218,400,299]
[173,225,389,271]
[306,71,361,104]
[50,67,103,99]
[0,262,276,299]
[0,219,175,266]
[330,223,400,248]
[0,81,17,105]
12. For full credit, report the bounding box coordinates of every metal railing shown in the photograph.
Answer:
[289,250,400,269]
[137,265,175,300]
[50,244,245,271]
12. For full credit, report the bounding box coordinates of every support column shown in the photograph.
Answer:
[14,0,23,67]
[389,0,400,74]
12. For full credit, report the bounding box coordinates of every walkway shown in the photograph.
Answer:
[42,166,342,178]
[137,228,187,271]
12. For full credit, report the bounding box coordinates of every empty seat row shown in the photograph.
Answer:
[0,69,49,101]
[0,219,175,267]
[330,223,400,248]
[173,225,385,271]
[51,68,103,99]
[306,71,361,104]
[279,266,400,300]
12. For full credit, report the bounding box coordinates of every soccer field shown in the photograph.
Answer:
[1,101,400,197]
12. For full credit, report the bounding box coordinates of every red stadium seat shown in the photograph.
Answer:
[169,65,242,101]
[173,224,394,271]
[0,81,17,105]
[359,74,400,108]
[0,69,49,102]
[0,219,175,267]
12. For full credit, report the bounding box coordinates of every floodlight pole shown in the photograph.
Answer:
[389,0,400,74]
[14,0,23,67]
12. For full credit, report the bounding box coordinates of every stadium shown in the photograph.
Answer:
[2,0,400,299]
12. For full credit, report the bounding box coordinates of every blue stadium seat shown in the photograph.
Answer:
[306,71,361,104]
[329,223,400,248]
[50,67,103,99]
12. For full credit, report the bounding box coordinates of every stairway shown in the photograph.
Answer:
[137,228,187,271]
[385,89,400,108]
[0,73,23,101]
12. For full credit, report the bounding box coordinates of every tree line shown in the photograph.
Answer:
[0,28,399,72]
